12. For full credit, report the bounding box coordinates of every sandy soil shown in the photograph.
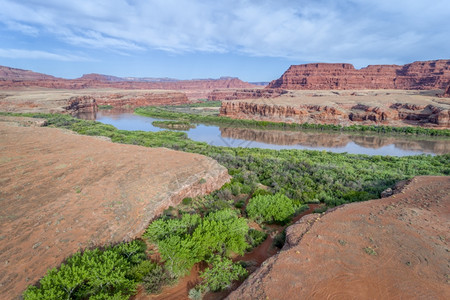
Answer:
[0,118,229,299]
[228,176,450,300]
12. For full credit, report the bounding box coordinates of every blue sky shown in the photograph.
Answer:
[0,0,449,82]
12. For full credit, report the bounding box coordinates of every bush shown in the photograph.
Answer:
[246,193,295,223]
[198,255,247,292]
[127,260,156,282]
[145,209,249,278]
[188,287,203,300]
[182,197,193,205]
[142,264,174,294]
[23,240,146,300]
[247,229,268,248]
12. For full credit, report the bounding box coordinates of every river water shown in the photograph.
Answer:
[77,110,450,156]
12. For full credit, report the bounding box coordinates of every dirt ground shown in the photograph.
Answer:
[0,117,229,299]
[231,89,450,108]
[228,176,450,300]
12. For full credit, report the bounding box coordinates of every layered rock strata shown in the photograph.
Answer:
[0,120,230,299]
[220,90,450,128]
[228,176,450,300]
[268,60,450,90]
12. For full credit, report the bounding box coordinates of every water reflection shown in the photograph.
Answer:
[220,127,450,155]
[77,110,450,156]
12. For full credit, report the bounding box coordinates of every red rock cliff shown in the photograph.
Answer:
[268,60,450,90]
[220,100,450,128]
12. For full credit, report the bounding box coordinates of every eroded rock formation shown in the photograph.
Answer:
[268,60,450,90]
[220,90,450,128]
[228,176,450,300]
[0,120,230,299]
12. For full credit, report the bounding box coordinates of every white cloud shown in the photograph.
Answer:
[0,48,91,61]
[0,0,449,65]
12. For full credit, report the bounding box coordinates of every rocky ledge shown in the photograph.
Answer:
[0,120,230,299]
[220,90,450,128]
[228,176,450,300]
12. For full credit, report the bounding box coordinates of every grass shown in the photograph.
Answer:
[98,104,113,109]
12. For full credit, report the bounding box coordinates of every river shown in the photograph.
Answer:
[77,110,450,156]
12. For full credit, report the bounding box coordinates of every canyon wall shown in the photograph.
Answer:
[268,60,450,90]
[220,99,450,128]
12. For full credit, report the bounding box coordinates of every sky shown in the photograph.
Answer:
[0,0,449,82]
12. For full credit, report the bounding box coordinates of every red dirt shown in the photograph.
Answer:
[228,176,450,300]
[0,117,230,299]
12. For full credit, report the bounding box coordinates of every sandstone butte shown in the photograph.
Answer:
[228,176,450,300]
[0,65,257,100]
[0,117,230,299]
[267,60,450,90]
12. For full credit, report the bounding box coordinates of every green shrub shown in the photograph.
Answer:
[234,199,246,209]
[23,240,146,300]
[182,197,193,205]
[142,264,174,294]
[127,260,156,282]
[198,255,247,292]
[247,229,268,248]
[188,287,203,300]
[246,193,295,223]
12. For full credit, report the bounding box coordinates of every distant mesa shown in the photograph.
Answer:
[267,60,450,90]
[0,65,257,92]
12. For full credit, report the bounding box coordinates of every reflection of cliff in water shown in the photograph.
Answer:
[220,127,450,155]
[77,108,136,121]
